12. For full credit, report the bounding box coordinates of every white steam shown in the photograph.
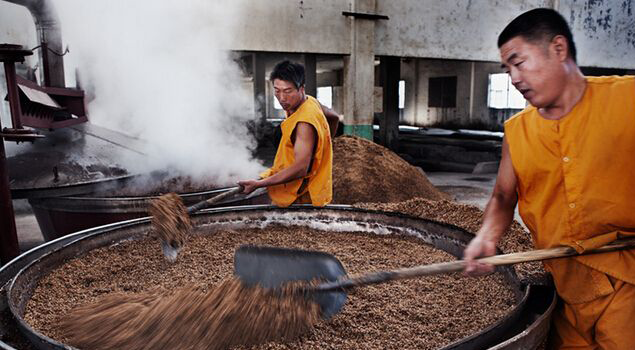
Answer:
[54,0,263,185]
[0,2,38,130]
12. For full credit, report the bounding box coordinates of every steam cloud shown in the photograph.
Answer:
[54,0,264,185]
[0,3,37,131]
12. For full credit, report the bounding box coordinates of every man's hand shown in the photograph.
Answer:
[463,233,498,276]
[237,179,262,195]
[463,137,518,277]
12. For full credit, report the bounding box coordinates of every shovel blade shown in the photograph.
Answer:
[234,245,348,319]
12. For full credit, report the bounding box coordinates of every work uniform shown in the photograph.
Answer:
[260,96,333,207]
[504,76,635,349]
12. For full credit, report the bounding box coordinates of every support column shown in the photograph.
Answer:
[252,52,266,121]
[379,56,400,151]
[0,44,31,264]
[0,121,19,265]
[303,54,317,98]
[4,61,23,129]
[342,0,376,140]
[468,61,475,124]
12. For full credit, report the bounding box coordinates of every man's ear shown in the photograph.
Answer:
[299,85,305,95]
[550,35,569,62]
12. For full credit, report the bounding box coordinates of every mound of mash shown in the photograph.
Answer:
[332,135,448,204]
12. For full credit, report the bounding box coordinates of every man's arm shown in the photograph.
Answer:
[238,122,317,194]
[464,137,518,275]
[320,103,341,137]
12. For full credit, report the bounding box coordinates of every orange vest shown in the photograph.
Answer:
[505,76,635,304]
[260,96,333,207]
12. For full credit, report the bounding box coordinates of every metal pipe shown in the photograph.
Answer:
[3,0,65,87]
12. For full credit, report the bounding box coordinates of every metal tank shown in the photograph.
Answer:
[1,205,555,349]
[28,187,269,241]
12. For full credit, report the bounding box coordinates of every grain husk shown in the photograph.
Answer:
[333,135,448,204]
[25,226,517,349]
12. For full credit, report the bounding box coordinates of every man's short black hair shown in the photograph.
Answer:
[270,60,305,89]
[498,8,577,62]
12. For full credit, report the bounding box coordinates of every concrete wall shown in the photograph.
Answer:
[229,0,351,54]
[374,0,550,60]
[560,0,635,69]
[225,0,635,69]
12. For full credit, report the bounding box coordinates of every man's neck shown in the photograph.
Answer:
[286,95,308,117]
[538,64,587,120]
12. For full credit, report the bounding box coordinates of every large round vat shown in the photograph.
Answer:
[2,205,555,349]
[28,187,268,241]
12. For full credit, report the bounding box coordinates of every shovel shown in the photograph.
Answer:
[185,186,244,214]
[152,186,244,261]
[234,238,635,318]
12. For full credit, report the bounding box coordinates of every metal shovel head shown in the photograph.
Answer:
[234,245,348,319]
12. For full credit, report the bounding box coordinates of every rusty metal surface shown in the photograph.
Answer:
[0,123,19,265]
[2,205,553,349]
[0,44,31,265]
[0,44,33,62]
[490,285,556,350]
[15,76,88,130]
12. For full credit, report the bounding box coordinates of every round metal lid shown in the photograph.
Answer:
[7,123,144,199]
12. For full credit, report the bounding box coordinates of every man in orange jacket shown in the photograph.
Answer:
[238,61,340,207]
[463,8,635,349]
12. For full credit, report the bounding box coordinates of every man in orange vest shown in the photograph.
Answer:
[463,8,635,348]
[238,60,339,207]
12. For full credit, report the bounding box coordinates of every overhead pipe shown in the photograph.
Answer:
[3,0,65,87]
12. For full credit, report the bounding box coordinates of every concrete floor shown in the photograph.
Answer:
[426,171,496,209]
[427,171,525,227]
[13,199,44,253]
[11,171,509,253]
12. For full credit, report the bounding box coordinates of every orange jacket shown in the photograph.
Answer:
[505,76,635,304]
[261,96,333,207]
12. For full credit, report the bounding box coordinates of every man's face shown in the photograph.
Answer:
[273,79,305,113]
[499,36,567,108]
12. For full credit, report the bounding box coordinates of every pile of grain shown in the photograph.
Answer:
[332,135,447,204]
[25,226,516,349]
[357,198,548,284]
[61,278,319,350]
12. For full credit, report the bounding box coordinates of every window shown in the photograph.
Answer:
[273,95,282,110]
[488,73,526,109]
[273,86,333,109]
[428,76,457,108]
[398,80,405,109]
[317,86,333,109]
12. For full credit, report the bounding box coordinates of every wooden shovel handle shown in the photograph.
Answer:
[314,238,635,292]
[187,186,243,214]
